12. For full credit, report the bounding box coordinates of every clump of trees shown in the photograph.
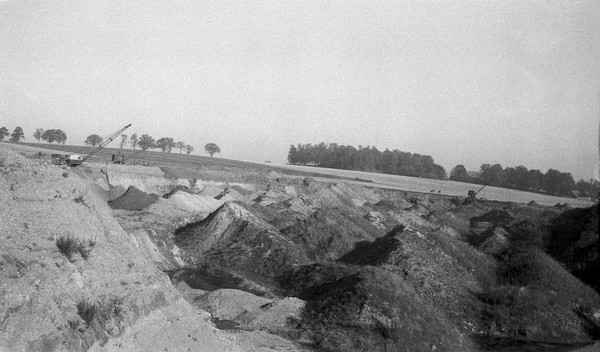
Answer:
[42,129,67,144]
[2,126,68,144]
[156,137,176,152]
[205,143,221,157]
[288,143,447,179]
[129,133,138,149]
[0,127,8,140]
[85,134,103,147]
[9,127,25,143]
[450,163,598,199]
[137,134,155,151]
[126,133,197,155]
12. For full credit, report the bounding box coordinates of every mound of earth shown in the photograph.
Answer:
[162,185,192,198]
[339,225,482,324]
[108,186,158,210]
[107,184,127,201]
[477,226,510,256]
[168,191,224,213]
[281,207,384,261]
[280,263,478,352]
[174,202,310,285]
[198,184,225,197]
[193,288,305,335]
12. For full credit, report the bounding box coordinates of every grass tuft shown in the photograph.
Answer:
[76,299,97,325]
[55,236,96,262]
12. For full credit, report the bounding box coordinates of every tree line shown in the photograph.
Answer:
[288,143,447,179]
[449,163,598,199]
[85,133,221,157]
[0,125,221,158]
[0,126,67,144]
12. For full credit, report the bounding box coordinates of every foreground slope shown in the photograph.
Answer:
[0,148,303,351]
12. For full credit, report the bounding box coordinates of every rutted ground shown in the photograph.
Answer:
[2,147,599,352]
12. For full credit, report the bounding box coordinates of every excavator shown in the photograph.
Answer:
[51,124,131,166]
[464,177,495,204]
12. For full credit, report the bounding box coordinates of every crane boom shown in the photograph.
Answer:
[81,124,131,163]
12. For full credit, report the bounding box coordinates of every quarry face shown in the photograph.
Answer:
[1,147,599,352]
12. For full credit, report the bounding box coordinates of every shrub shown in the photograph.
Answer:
[55,236,80,261]
[70,296,125,335]
[55,236,96,262]
[76,299,97,325]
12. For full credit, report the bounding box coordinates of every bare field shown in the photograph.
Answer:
[273,164,595,208]
[3,141,593,208]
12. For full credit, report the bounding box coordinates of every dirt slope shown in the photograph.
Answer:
[0,148,304,352]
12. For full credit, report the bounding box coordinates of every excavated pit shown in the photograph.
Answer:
[73,160,600,352]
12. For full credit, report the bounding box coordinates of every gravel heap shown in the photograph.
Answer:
[108,185,158,210]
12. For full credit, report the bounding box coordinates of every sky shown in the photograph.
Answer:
[1,0,599,180]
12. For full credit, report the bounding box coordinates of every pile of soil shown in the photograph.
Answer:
[175,202,310,285]
[108,186,158,210]
[162,185,193,199]
[168,191,223,213]
[280,263,477,352]
[107,184,127,201]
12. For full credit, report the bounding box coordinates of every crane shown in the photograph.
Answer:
[58,124,132,166]
[464,177,495,204]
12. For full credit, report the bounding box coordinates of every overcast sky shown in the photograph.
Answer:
[1,0,599,180]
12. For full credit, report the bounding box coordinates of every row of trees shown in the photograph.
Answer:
[288,143,447,179]
[2,125,222,157]
[449,163,598,199]
[84,133,222,157]
[0,126,26,143]
[0,127,69,144]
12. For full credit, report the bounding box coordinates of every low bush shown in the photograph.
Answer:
[76,299,98,325]
[55,236,96,262]
[69,296,125,337]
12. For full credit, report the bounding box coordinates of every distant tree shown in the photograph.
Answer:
[42,129,60,144]
[85,134,103,147]
[55,129,67,144]
[480,163,503,185]
[9,126,24,143]
[185,144,194,155]
[156,137,176,152]
[0,127,9,140]
[543,169,561,195]
[512,165,529,189]
[42,129,55,143]
[120,134,128,149]
[33,128,44,143]
[527,169,544,191]
[138,134,155,151]
[287,145,298,164]
[176,141,185,154]
[204,143,221,157]
[556,171,575,196]
[129,133,138,150]
[449,165,468,182]
[575,179,600,200]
